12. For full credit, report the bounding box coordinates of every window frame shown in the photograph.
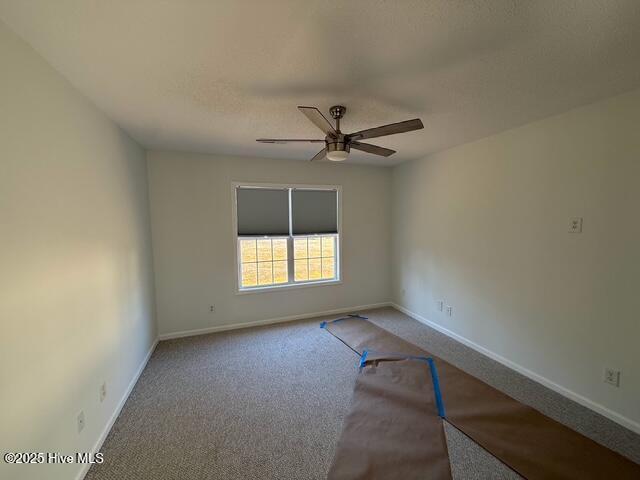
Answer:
[232,182,342,294]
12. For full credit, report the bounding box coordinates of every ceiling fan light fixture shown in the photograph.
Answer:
[326,137,350,162]
[326,149,349,162]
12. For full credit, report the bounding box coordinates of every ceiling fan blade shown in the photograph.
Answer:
[310,148,327,162]
[348,118,423,141]
[350,141,396,157]
[256,139,325,144]
[298,106,337,137]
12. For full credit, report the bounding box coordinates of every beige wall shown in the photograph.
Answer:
[0,22,156,480]
[147,150,391,337]
[391,88,640,432]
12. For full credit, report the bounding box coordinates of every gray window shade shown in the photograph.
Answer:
[237,187,289,235]
[292,189,338,235]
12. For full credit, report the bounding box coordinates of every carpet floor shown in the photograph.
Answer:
[85,307,640,480]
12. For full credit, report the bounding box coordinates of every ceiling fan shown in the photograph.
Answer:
[257,105,424,162]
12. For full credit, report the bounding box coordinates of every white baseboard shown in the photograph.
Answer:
[75,338,159,480]
[391,303,640,435]
[158,302,392,340]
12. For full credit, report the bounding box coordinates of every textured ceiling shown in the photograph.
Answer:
[2,1,640,166]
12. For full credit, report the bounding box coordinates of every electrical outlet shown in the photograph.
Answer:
[568,217,583,233]
[446,306,453,317]
[77,411,85,433]
[437,301,444,312]
[604,368,620,387]
[100,382,107,402]
[209,305,215,313]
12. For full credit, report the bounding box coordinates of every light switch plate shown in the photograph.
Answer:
[569,217,583,233]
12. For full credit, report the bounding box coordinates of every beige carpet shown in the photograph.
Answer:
[86,307,640,479]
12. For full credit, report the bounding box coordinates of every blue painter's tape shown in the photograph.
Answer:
[359,350,369,369]
[321,314,367,330]
[359,351,430,363]
[330,314,369,325]
[427,357,445,419]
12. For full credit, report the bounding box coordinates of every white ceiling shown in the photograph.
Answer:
[2,1,640,166]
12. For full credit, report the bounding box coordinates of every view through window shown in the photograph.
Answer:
[239,238,288,287]
[293,236,336,282]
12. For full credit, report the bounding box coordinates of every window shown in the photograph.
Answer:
[235,184,340,291]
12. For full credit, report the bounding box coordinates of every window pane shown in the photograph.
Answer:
[322,257,335,279]
[308,258,322,280]
[321,236,335,258]
[256,239,272,261]
[308,237,321,258]
[240,239,257,263]
[257,261,273,285]
[273,260,288,284]
[272,238,287,261]
[294,259,308,281]
[294,237,308,259]
[241,263,257,287]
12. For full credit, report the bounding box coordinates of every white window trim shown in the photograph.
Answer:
[231,181,342,294]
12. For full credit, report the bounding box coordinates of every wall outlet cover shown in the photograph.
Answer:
[569,217,583,233]
[77,411,85,433]
[100,382,107,402]
[604,368,620,387]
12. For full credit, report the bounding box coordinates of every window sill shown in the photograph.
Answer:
[236,279,342,295]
